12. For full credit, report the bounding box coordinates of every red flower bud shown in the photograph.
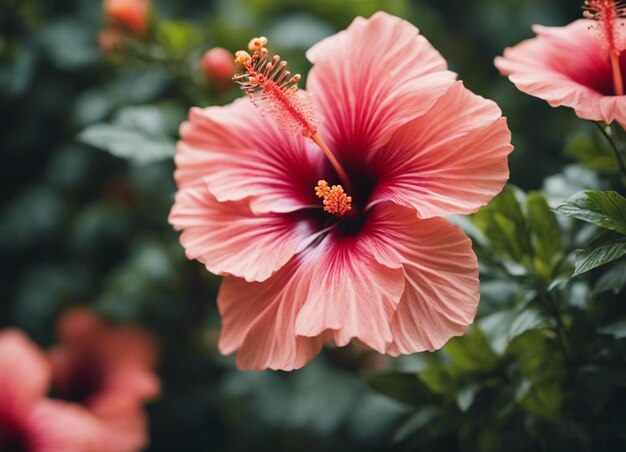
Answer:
[104,0,149,36]
[202,47,236,90]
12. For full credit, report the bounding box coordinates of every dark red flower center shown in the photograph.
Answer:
[565,50,626,95]
[576,0,626,95]
[53,352,105,405]
[0,410,30,452]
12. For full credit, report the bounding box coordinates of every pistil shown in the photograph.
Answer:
[233,37,354,197]
[584,0,626,95]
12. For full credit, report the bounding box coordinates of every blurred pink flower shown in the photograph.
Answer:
[50,309,160,452]
[170,12,513,370]
[0,329,101,451]
[104,0,149,35]
[495,1,626,128]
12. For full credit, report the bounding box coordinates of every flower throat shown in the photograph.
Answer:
[584,0,626,95]
[233,37,353,216]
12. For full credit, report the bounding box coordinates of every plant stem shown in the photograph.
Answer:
[595,122,626,179]
[540,289,573,365]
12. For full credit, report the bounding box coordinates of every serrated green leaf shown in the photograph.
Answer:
[574,230,626,276]
[526,192,563,280]
[556,190,626,235]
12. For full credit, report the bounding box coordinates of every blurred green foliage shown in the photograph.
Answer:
[2,0,626,451]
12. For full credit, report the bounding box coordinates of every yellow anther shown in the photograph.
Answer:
[248,36,268,52]
[315,180,352,216]
[234,50,252,67]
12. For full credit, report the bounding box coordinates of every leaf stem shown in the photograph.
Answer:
[595,122,626,179]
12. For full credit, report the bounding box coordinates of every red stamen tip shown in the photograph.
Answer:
[232,37,318,137]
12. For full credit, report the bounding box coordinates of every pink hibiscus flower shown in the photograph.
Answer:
[0,329,101,451]
[169,12,513,370]
[495,0,626,128]
[49,309,160,452]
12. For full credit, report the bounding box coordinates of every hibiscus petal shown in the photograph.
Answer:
[495,20,626,127]
[370,81,513,218]
[85,392,151,452]
[175,97,323,213]
[295,235,405,353]
[28,400,103,452]
[0,329,50,410]
[218,259,322,371]
[358,203,479,354]
[169,185,315,282]
[306,11,456,161]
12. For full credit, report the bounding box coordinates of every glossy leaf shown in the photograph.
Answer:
[444,328,499,373]
[526,192,563,280]
[556,191,626,235]
[574,230,626,276]
[472,186,532,263]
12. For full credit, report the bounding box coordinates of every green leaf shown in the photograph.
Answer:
[574,230,626,276]
[507,330,566,383]
[479,304,553,356]
[516,379,563,422]
[599,321,626,339]
[456,383,481,412]
[564,134,620,173]
[418,364,460,396]
[594,260,626,294]
[443,328,499,373]
[365,372,433,408]
[79,105,184,164]
[393,407,439,443]
[472,186,532,263]
[556,190,626,235]
[157,20,204,54]
[508,306,554,339]
[526,192,563,280]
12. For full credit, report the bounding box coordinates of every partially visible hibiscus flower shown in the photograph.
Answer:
[170,12,513,370]
[50,309,160,452]
[0,329,101,451]
[495,0,626,128]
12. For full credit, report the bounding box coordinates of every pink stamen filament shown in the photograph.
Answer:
[311,134,353,195]
[610,52,624,95]
[234,42,354,194]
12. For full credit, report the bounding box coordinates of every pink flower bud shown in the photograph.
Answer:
[104,0,149,36]
[202,47,236,90]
